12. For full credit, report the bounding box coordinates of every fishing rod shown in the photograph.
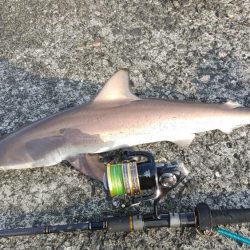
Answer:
[0,151,249,246]
[0,203,249,245]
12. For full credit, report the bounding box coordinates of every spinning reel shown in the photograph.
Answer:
[103,151,189,209]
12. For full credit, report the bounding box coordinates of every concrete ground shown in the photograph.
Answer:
[0,0,249,249]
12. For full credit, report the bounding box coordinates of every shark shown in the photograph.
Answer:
[0,69,249,180]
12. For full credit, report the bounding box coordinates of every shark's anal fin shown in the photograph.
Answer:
[219,127,233,134]
[173,134,195,148]
[66,154,105,181]
[224,100,242,109]
[93,69,139,103]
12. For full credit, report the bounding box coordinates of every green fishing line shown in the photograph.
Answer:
[109,164,125,196]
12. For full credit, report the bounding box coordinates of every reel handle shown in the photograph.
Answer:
[122,150,155,164]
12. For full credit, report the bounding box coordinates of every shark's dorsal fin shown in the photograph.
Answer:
[93,69,139,103]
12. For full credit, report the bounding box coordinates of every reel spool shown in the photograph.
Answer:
[103,151,189,207]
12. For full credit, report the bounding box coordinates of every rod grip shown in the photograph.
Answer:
[196,203,250,231]
[211,208,250,226]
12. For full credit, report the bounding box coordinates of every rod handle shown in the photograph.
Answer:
[196,203,250,231]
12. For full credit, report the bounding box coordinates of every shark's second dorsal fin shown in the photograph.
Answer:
[93,69,139,103]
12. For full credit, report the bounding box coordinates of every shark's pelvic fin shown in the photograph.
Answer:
[93,69,139,103]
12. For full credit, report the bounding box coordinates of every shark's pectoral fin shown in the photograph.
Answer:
[66,154,105,181]
[173,134,195,148]
[93,69,139,103]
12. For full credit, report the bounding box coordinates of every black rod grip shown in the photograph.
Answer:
[196,203,250,231]
[211,208,250,226]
